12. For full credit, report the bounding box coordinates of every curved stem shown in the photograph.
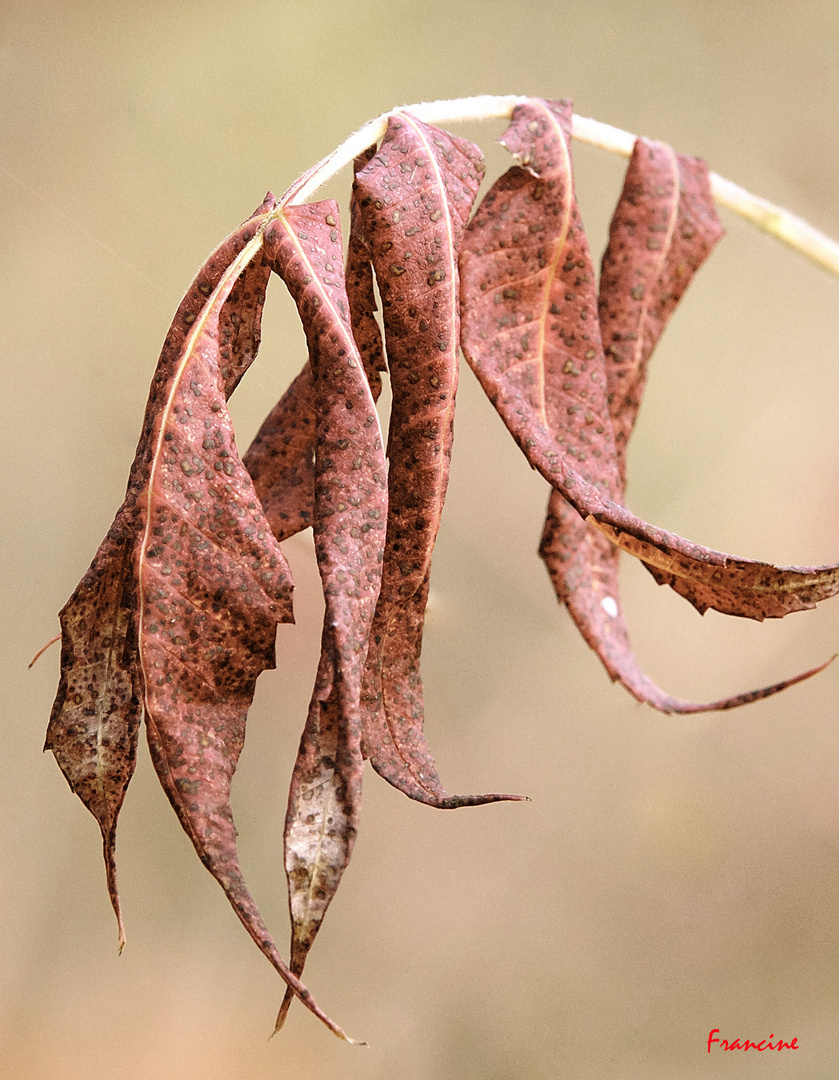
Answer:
[707,172,839,275]
[283,95,839,279]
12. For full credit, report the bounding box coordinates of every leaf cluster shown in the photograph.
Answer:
[45,98,839,1040]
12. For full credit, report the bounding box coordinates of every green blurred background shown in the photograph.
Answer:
[4,1,839,1076]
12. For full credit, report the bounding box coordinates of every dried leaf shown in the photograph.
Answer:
[45,532,140,951]
[45,196,276,949]
[598,140,723,485]
[242,364,316,541]
[259,201,387,1031]
[541,488,833,709]
[540,137,827,708]
[460,99,839,627]
[354,113,524,808]
[48,97,839,1041]
[346,146,389,393]
[47,196,355,1039]
[244,150,386,542]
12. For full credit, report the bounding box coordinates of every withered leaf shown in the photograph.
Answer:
[45,532,140,951]
[47,195,355,1040]
[242,363,316,541]
[354,113,523,808]
[260,201,387,1031]
[47,96,839,1042]
[346,146,390,394]
[244,149,386,543]
[541,488,832,709]
[460,99,839,634]
[45,195,277,950]
[538,135,828,708]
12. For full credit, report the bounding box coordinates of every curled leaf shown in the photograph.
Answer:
[261,201,387,1030]
[460,100,839,635]
[45,196,277,951]
[539,133,826,708]
[355,113,524,808]
[244,150,386,543]
[243,364,316,541]
[47,98,839,1042]
[346,147,389,394]
[48,196,356,1040]
[45,532,140,951]
[541,490,833,710]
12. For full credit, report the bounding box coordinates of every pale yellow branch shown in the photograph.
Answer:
[284,95,839,279]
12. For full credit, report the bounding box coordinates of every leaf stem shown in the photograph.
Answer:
[285,96,839,278]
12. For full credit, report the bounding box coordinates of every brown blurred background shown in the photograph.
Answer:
[4,1,839,1076]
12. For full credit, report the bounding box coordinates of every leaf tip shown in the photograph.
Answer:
[270,989,366,1046]
[29,633,61,669]
[271,986,294,1038]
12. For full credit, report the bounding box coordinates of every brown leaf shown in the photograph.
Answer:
[347,146,389,392]
[47,196,356,1040]
[45,532,140,951]
[45,196,277,950]
[242,364,316,541]
[460,99,839,627]
[541,489,833,710]
[244,149,386,542]
[538,137,827,710]
[260,201,387,1032]
[50,99,839,1043]
[354,113,524,808]
[599,140,724,485]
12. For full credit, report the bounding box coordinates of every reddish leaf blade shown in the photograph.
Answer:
[460,100,839,622]
[591,509,839,618]
[45,531,140,950]
[355,113,524,808]
[244,150,386,543]
[243,364,316,541]
[598,142,723,483]
[216,197,278,397]
[347,147,389,393]
[261,201,387,1031]
[50,199,356,1039]
[365,568,519,806]
[541,140,828,708]
[461,98,620,501]
[541,491,832,710]
[45,197,276,950]
[138,228,358,1040]
[540,137,796,711]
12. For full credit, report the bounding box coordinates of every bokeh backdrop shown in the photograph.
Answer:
[4,1,839,1077]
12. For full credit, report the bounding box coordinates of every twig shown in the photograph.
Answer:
[283,96,839,279]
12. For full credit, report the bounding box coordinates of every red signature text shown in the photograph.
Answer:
[707,1029,799,1053]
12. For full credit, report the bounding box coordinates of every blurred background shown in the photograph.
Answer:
[4,1,839,1076]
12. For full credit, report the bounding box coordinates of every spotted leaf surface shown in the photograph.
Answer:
[244,151,387,543]
[137,223,363,1040]
[45,532,140,951]
[47,98,839,1043]
[540,138,827,709]
[49,198,360,1041]
[243,364,317,541]
[460,99,839,624]
[354,113,523,808]
[45,197,276,948]
[261,201,387,1030]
